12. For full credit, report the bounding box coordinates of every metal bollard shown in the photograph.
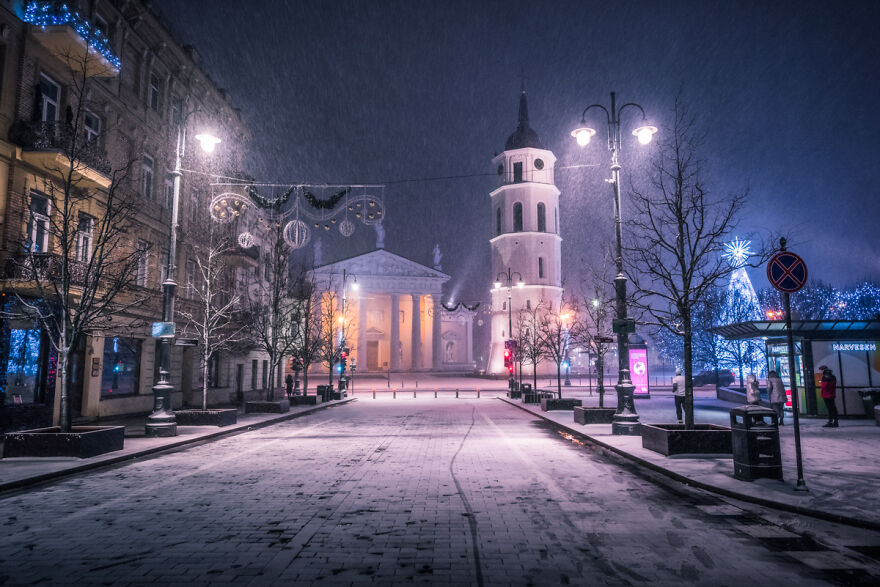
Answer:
[434,388,438,398]
[414,390,417,398]
[477,388,481,398]
[456,388,459,398]
[393,389,397,399]
[372,389,376,399]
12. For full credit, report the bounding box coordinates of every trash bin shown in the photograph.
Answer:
[317,385,335,402]
[857,388,880,418]
[730,405,782,481]
[521,383,536,403]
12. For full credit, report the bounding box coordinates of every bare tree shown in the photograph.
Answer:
[577,285,614,407]
[176,222,243,409]
[245,216,298,400]
[515,302,543,391]
[626,95,748,428]
[537,297,584,398]
[317,287,351,388]
[288,267,324,395]
[6,51,142,432]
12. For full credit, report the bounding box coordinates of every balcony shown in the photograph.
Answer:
[4,253,87,288]
[19,2,121,77]
[10,121,112,189]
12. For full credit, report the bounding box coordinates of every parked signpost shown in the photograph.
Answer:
[767,238,809,491]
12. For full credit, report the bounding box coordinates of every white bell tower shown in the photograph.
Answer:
[488,89,563,375]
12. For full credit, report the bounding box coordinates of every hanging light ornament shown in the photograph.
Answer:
[339,218,355,237]
[237,232,255,249]
[283,219,311,249]
[210,193,249,224]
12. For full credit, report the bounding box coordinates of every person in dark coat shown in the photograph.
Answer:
[285,373,294,398]
[820,366,839,428]
[767,370,786,425]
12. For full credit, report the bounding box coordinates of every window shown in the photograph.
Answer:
[170,95,183,126]
[136,240,148,286]
[513,202,523,232]
[538,257,545,279]
[537,203,546,232]
[251,359,258,390]
[84,111,101,144]
[496,207,502,236]
[100,337,141,396]
[159,248,169,284]
[513,161,523,183]
[164,171,174,208]
[75,213,94,262]
[190,188,200,223]
[148,72,162,113]
[141,154,153,198]
[262,360,268,389]
[28,192,50,252]
[39,73,59,122]
[526,299,532,310]
[185,259,195,297]
[208,352,221,387]
[502,301,507,311]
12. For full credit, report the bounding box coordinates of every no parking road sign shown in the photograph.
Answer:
[767,250,808,293]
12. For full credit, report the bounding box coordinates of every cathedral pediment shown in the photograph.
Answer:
[313,250,449,281]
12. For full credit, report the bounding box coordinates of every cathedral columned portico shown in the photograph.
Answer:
[311,249,472,372]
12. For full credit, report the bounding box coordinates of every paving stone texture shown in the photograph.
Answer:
[1,399,878,586]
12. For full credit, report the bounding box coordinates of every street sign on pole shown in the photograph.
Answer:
[768,239,808,491]
[767,250,808,293]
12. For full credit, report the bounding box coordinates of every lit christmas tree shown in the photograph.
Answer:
[718,238,766,383]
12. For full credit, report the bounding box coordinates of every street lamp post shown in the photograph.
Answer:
[494,268,524,386]
[145,124,220,438]
[572,92,656,436]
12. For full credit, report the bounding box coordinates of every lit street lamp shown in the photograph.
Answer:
[145,124,220,438]
[572,92,656,436]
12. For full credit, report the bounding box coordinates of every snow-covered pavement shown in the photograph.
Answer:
[1,399,877,585]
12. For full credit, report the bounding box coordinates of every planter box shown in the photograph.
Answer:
[173,409,238,427]
[291,395,321,406]
[523,392,552,404]
[3,426,125,458]
[541,398,582,412]
[573,407,616,425]
[641,423,732,456]
[245,399,290,414]
[508,390,522,399]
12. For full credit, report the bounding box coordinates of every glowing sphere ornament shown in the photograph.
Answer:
[237,232,255,249]
[339,219,355,237]
[210,193,248,224]
[283,219,311,249]
[723,237,752,269]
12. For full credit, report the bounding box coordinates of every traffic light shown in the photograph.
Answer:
[339,348,349,373]
[503,339,516,374]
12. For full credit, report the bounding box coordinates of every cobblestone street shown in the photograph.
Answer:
[1,399,877,585]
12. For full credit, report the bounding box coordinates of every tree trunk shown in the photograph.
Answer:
[58,349,70,433]
[597,354,605,408]
[532,363,538,391]
[303,366,310,396]
[202,348,210,411]
[556,364,562,398]
[683,313,695,430]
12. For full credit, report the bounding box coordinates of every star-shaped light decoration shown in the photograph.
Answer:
[723,237,752,268]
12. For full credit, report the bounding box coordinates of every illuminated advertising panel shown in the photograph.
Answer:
[629,348,650,397]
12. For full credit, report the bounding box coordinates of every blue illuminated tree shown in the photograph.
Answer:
[717,238,766,384]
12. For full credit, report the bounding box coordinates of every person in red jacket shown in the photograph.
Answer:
[819,366,839,428]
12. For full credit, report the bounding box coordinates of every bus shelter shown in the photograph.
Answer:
[712,320,880,417]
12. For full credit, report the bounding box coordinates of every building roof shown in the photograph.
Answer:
[711,320,880,341]
[504,91,545,151]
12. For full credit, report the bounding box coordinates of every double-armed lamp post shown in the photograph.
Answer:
[494,268,524,384]
[338,269,358,389]
[571,92,656,436]
[145,124,221,438]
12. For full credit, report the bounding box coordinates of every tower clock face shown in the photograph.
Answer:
[534,158,544,170]
[497,164,504,176]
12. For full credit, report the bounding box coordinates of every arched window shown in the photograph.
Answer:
[503,301,507,311]
[537,203,546,232]
[513,202,523,232]
[496,207,502,235]
[538,257,545,278]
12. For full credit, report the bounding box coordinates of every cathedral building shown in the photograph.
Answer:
[488,90,563,375]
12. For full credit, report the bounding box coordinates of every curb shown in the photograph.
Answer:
[0,398,355,494]
[499,398,880,532]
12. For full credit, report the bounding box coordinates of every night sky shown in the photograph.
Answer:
[155,0,880,308]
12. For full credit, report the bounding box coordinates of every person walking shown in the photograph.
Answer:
[767,370,786,425]
[746,373,761,405]
[672,367,686,424]
[820,366,839,428]
[285,373,294,398]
